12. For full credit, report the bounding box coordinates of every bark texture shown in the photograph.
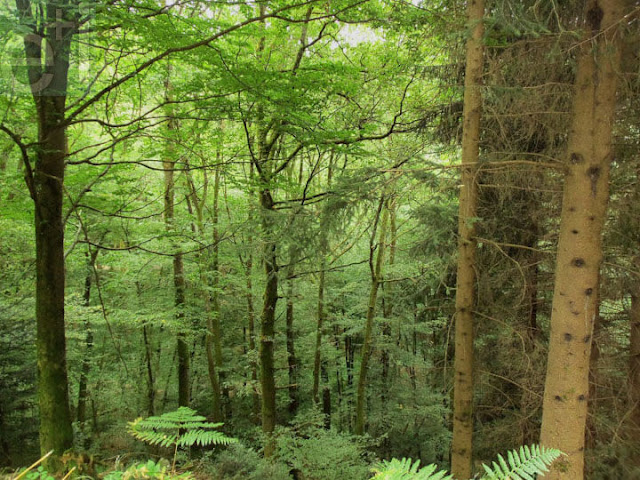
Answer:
[539,1,624,478]
[259,188,278,456]
[354,199,388,435]
[14,0,78,462]
[451,0,484,477]
[163,76,190,408]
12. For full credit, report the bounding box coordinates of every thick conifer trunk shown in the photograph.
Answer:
[451,0,484,477]
[539,1,623,477]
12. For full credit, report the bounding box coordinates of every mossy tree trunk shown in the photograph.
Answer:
[259,185,278,456]
[539,1,624,478]
[451,0,484,477]
[12,0,77,464]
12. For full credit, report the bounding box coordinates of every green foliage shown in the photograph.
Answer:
[208,443,292,480]
[372,445,563,480]
[129,407,236,450]
[272,410,372,480]
[104,459,193,480]
[19,466,55,480]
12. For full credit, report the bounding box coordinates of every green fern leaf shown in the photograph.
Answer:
[128,407,237,453]
[372,458,453,480]
[480,444,563,480]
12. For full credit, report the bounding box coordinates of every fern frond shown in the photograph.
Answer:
[372,458,453,480]
[128,407,237,451]
[481,444,563,480]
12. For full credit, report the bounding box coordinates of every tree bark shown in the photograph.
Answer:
[163,69,190,408]
[14,0,78,462]
[539,1,624,478]
[381,196,397,407]
[77,248,99,429]
[210,165,228,417]
[355,198,388,435]
[259,187,278,456]
[451,0,484,477]
[313,263,326,404]
[286,259,299,415]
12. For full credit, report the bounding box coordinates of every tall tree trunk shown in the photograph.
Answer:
[540,1,623,478]
[313,159,333,405]
[210,165,228,417]
[245,239,260,420]
[286,258,299,415]
[207,165,225,420]
[354,198,389,435]
[142,323,156,416]
[77,248,100,430]
[163,68,189,408]
[259,187,278,456]
[381,196,397,407]
[14,0,77,463]
[185,164,223,421]
[313,263,326,404]
[451,0,484,477]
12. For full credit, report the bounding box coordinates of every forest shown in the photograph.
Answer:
[0,0,639,479]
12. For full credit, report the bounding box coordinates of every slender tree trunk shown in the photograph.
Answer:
[451,0,484,477]
[381,196,397,406]
[77,248,99,429]
[286,259,299,415]
[186,166,223,421]
[313,263,326,404]
[313,160,333,406]
[259,187,278,456]
[163,69,190,408]
[355,198,389,435]
[210,165,228,417]
[207,165,225,420]
[322,364,331,429]
[142,323,156,416]
[540,2,623,478]
[245,244,260,420]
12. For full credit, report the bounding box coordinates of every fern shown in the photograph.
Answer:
[128,407,237,469]
[372,445,563,480]
[481,444,563,480]
[372,458,453,480]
